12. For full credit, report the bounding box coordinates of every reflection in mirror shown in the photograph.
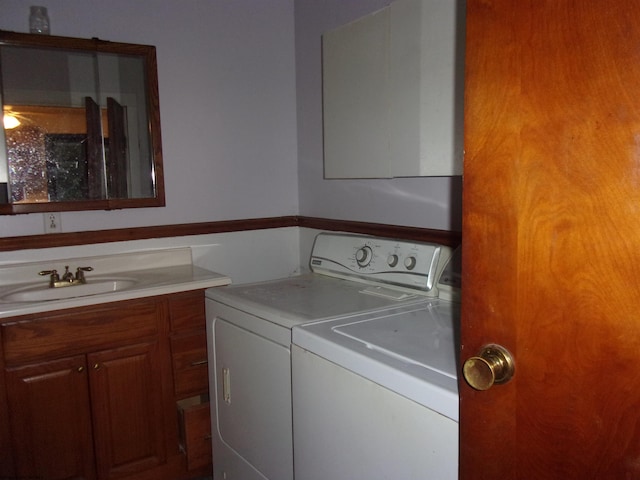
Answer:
[0,31,164,214]
[2,45,98,204]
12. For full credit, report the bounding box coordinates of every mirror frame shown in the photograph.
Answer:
[0,30,165,214]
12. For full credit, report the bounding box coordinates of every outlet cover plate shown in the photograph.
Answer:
[43,213,62,233]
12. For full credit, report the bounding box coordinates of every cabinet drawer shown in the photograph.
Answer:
[178,396,212,471]
[171,330,208,397]
[169,290,205,331]
[1,299,160,365]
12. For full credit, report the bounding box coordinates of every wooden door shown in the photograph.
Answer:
[106,97,128,198]
[461,1,640,478]
[86,96,105,200]
[89,341,166,480]
[4,355,96,480]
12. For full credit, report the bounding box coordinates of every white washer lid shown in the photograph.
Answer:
[292,300,459,421]
[334,302,457,378]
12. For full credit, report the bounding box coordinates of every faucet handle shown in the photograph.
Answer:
[75,266,93,282]
[39,269,58,278]
[39,269,59,287]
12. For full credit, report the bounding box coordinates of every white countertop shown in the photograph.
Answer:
[0,247,231,319]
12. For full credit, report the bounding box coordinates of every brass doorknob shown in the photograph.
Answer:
[463,344,515,391]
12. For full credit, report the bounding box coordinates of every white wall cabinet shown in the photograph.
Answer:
[322,0,464,178]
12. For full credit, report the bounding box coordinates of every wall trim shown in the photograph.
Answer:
[0,216,461,252]
[297,217,461,246]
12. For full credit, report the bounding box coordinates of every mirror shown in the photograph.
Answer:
[0,30,165,214]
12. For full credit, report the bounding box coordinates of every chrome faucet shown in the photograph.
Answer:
[39,266,94,288]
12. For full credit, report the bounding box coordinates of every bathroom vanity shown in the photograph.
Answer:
[0,248,230,480]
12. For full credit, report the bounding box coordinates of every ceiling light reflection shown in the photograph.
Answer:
[3,115,20,129]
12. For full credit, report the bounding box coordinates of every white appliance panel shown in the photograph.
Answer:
[310,232,444,293]
[334,302,457,377]
[207,274,428,330]
[209,313,293,480]
[292,345,458,480]
[292,300,459,421]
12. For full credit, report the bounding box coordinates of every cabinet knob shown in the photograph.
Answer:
[93,363,101,370]
[77,366,85,373]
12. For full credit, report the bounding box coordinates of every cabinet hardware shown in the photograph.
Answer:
[190,359,208,366]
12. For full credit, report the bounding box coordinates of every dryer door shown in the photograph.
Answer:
[212,314,293,480]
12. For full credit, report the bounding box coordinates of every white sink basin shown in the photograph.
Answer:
[0,278,137,303]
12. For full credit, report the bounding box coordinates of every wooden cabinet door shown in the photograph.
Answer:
[462,0,640,477]
[5,355,96,480]
[88,341,166,480]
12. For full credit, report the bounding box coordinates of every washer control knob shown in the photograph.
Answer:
[404,256,417,270]
[356,246,373,267]
[387,254,399,267]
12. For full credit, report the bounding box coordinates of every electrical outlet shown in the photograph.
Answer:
[43,213,62,234]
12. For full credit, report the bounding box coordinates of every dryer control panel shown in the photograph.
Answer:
[309,233,453,296]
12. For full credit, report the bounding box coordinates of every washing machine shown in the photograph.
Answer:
[205,232,455,480]
[291,275,460,479]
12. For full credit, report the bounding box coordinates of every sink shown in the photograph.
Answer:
[0,277,137,303]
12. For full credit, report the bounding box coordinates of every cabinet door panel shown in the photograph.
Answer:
[323,6,390,178]
[89,342,166,480]
[322,0,464,178]
[5,355,96,480]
